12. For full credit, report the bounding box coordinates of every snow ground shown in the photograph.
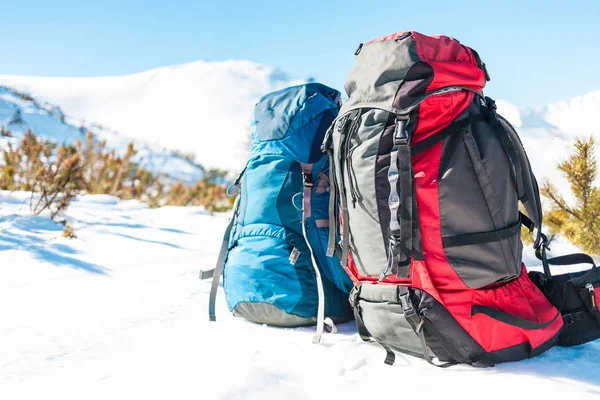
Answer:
[1,191,599,400]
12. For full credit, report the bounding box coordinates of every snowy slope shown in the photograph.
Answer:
[0,61,302,173]
[0,191,599,400]
[0,86,204,184]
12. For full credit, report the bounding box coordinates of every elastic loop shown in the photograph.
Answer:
[292,192,303,211]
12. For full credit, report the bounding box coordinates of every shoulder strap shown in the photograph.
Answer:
[496,112,544,247]
[299,163,328,344]
[201,196,239,322]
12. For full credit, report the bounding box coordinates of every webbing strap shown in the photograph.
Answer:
[382,343,396,365]
[564,310,588,327]
[326,149,338,257]
[471,305,561,330]
[487,101,527,202]
[535,241,599,285]
[383,141,401,280]
[520,212,535,232]
[349,285,371,342]
[300,163,313,219]
[416,321,457,368]
[205,196,239,322]
[299,165,327,344]
[442,217,522,248]
[396,135,413,278]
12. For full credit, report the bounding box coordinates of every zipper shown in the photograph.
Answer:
[336,110,360,266]
[344,114,361,208]
[586,283,597,309]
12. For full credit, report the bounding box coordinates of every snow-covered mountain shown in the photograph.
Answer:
[0,86,204,184]
[0,60,302,173]
[1,58,598,192]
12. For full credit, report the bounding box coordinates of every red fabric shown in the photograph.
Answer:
[408,33,562,352]
[352,31,562,355]
[366,31,412,43]
[594,287,599,308]
[411,33,485,93]
[410,91,474,292]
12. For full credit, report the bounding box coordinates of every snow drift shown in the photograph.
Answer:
[0,191,598,400]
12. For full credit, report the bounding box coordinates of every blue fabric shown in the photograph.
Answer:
[223,84,353,322]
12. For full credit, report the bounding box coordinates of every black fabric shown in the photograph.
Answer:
[326,148,338,257]
[471,305,560,330]
[438,98,522,289]
[395,116,423,278]
[520,212,535,232]
[469,48,491,82]
[442,217,521,248]
[417,320,458,368]
[411,113,487,156]
[415,289,487,364]
[394,62,435,110]
[478,329,560,365]
[382,343,396,365]
[395,129,413,275]
[530,263,600,347]
[487,99,527,203]
[375,114,396,260]
[497,115,544,246]
[308,111,338,163]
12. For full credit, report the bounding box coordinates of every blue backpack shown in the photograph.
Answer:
[201,84,353,340]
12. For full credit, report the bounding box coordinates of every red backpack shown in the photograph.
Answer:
[323,31,563,366]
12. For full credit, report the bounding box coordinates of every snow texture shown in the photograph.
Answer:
[0,60,302,173]
[0,191,599,400]
[0,86,204,184]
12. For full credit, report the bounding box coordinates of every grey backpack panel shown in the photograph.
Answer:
[438,107,522,288]
[233,302,317,327]
[332,109,392,276]
[342,36,419,115]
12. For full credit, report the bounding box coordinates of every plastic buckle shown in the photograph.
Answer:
[534,232,551,260]
[393,119,409,146]
[563,313,574,327]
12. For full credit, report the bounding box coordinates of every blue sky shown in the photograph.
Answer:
[1,0,599,106]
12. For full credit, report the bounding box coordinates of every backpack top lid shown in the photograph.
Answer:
[251,83,341,164]
[342,31,488,115]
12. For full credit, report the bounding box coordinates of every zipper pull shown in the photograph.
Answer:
[586,283,596,309]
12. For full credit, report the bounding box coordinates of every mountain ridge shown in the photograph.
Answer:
[0,60,303,173]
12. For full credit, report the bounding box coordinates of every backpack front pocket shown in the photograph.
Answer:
[438,126,522,289]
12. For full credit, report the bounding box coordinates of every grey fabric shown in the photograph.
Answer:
[233,302,318,327]
[341,38,419,115]
[332,109,390,276]
[498,116,544,239]
[438,105,522,289]
[357,299,423,356]
[354,282,403,303]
